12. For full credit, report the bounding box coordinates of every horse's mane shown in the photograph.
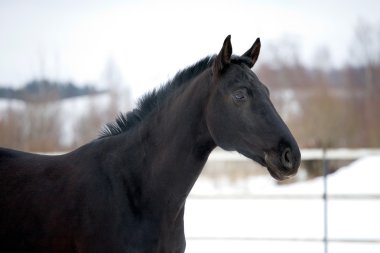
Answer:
[99,55,215,138]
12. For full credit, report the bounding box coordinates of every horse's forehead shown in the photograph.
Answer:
[223,63,269,94]
[228,63,259,83]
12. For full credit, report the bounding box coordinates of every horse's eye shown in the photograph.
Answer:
[232,89,247,103]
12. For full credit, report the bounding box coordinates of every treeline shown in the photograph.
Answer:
[1,21,379,153]
[258,21,380,148]
[0,59,129,152]
[259,63,380,149]
[0,79,101,102]
[0,88,124,152]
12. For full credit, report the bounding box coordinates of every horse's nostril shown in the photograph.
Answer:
[281,148,293,170]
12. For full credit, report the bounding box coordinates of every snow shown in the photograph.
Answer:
[185,156,380,253]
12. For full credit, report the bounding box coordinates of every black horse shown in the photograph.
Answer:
[0,35,300,253]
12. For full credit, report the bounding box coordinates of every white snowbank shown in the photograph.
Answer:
[191,155,380,196]
[186,156,380,253]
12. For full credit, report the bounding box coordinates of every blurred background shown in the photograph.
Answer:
[0,0,379,252]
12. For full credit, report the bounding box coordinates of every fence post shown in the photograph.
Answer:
[323,149,329,253]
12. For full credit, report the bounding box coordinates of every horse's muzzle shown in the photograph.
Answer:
[265,146,301,181]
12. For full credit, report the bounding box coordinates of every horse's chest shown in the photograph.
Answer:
[124,208,186,253]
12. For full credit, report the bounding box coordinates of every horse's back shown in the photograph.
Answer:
[0,147,49,186]
[0,147,57,167]
[0,146,35,159]
[0,146,129,252]
[0,147,78,252]
[0,147,61,188]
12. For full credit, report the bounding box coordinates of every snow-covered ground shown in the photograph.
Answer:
[185,156,380,253]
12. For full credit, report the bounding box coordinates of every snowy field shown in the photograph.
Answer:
[185,156,380,253]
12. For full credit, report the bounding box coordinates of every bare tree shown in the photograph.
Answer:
[349,20,380,146]
[72,59,132,147]
[0,99,61,152]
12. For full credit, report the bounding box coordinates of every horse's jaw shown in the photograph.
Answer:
[238,149,298,181]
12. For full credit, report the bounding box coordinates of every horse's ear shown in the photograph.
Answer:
[242,37,261,68]
[213,35,232,74]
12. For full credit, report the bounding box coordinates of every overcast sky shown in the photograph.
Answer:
[1,0,379,100]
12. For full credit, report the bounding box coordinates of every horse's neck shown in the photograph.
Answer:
[136,70,215,210]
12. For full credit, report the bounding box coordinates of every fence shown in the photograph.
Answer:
[186,148,380,253]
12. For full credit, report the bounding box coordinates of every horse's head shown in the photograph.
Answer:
[206,35,301,181]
